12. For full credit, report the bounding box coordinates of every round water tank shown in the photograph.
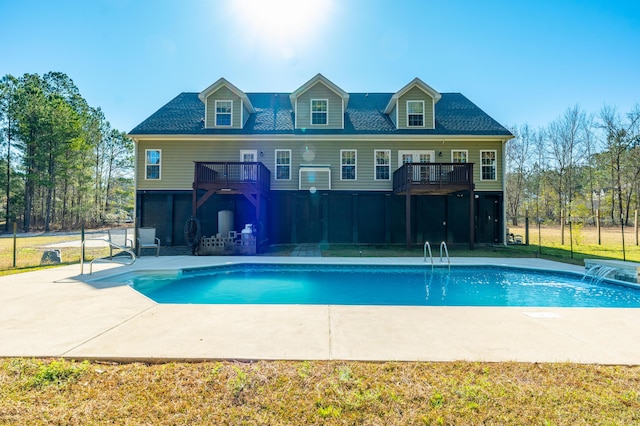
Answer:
[218,210,234,236]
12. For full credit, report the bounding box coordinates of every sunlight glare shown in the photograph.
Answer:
[228,0,333,58]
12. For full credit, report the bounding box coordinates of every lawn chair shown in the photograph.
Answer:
[137,227,160,256]
[107,228,134,258]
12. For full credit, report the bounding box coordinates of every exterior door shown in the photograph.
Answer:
[297,194,323,242]
[240,150,257,162]
[240,150,257,181]
[398,150,435,181]
[476,195,501,243]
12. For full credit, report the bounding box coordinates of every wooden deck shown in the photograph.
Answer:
[393,163,475,249]
[193,162,270,194]
[192,161,270,212]
[393,162,474,195]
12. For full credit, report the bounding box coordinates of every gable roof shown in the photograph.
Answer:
[289,73,350,110]
[129,91,512,137]
[383,77,442,114]
[198,77,255,113]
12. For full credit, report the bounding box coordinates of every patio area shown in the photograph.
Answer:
[1,256,639,364]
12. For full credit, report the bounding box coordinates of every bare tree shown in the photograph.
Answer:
[506,124,534,225]
[581,114,600,217]
[600,104,640,225]
[547,105,588,221]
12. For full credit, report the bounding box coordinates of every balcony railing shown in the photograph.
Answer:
[194,162,270,193]
[393,162,473,194]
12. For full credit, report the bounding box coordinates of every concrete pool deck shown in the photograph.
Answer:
[1,256,640,365]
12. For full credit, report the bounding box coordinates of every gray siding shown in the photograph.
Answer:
[204,86,242,128]
[389,105,397,127]
[242,103,251,127]
[397,86,435,129]
[295,83,344,129]
[136,138,504,192]
[300,168,331,190]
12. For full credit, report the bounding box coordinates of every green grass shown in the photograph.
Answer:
[318,243,525,258]
[1,228,639,422]
[0,224,636,274]
[0,234,110,271]
[1,359,639,424]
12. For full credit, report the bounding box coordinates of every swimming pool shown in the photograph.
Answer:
[117,263,640,307]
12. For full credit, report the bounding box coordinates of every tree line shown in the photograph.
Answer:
[0,72,133,232]
[3,71,636,233]
[506,103,640,227]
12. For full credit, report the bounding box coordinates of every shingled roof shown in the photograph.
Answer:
[129,91,512,137]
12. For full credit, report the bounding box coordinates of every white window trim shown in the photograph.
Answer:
[298,166,331,191]
[374,149,391,181]
[480,149,497,181]
[398,150,435,182]
[144,149,161,180]
[275,149,292,181]
[240,150,257,162]
[406,100,425,127]
[397,150,434,167]
[310,98,328,126]
[451,149,468,163]
[215,100,233,127]
[340,149,357,180]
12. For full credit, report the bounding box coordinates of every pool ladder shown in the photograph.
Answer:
[423,241,434,269]
[440,241,451,269]
[423,241,451,270]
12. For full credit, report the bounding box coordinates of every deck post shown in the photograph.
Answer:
[469,164,475,250]
[405,166,412,248]
[191,188,196,217]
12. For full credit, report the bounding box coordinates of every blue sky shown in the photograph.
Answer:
[3,0,639,133]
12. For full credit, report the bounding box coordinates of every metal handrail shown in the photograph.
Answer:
[81,238,136,275]
[440,241,450,269]
[423,241,433,269]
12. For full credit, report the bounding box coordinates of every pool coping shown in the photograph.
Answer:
[2,256,640,365]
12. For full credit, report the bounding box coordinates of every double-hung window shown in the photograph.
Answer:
[275,149,291,180]
[341,149,356,180]
[215,100,232,126]
[145,149,161,180]
[451,150,468,163]
[311,99,328,125]
[407,100,424,127]
[480,150,497,180]
[375,149,391,180]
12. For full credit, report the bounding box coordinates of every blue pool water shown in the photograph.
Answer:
[121,264,640,307]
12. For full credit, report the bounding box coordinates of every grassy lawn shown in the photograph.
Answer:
[2,226,640,423]
[1,359,639,424]
[265,225,640,266]
[0,234,110,271]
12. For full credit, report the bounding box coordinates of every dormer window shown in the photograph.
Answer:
[215,100,232,126]
[311,99,328,125]
[407,100,424,127]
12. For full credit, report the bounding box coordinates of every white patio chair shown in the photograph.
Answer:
[107,228,134,258]
[137,227,160,256]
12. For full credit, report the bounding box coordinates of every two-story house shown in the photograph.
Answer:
[128,74,513,251]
